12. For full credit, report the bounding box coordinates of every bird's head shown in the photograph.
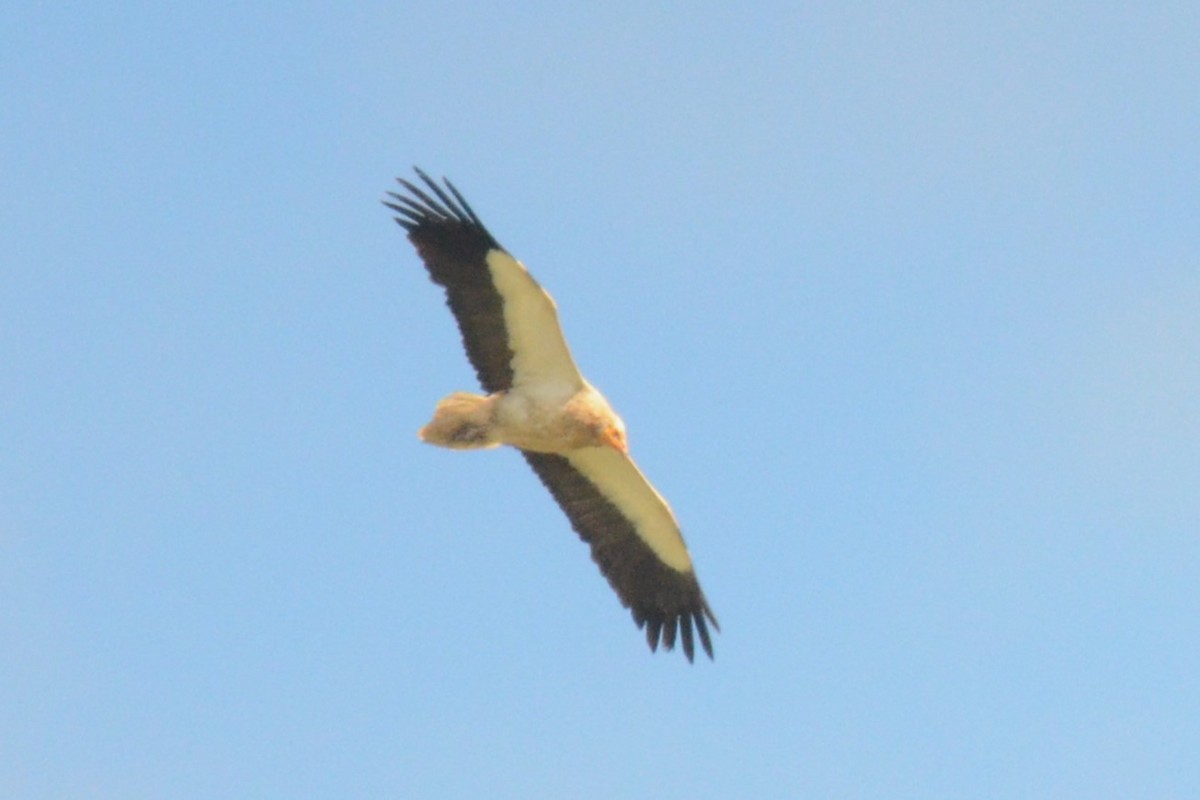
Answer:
[598,421,628,455]
[576,387,629,454]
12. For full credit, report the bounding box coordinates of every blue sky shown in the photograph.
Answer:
[3,3,1198,797]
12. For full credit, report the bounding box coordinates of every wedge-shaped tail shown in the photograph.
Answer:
[418,392,500,450]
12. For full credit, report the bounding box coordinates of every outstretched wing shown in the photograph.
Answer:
[522,448,719,661]
[385,169,583,395]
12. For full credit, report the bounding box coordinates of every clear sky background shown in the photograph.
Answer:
[3,3,1198,797]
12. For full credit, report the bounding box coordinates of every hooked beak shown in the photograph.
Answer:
[601,425,628,455]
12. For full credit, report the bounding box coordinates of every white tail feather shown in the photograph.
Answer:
[418,392,500,450]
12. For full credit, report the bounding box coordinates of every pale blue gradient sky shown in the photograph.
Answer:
[3,3,1198,797]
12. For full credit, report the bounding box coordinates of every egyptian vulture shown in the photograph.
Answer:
[385,169,718,661]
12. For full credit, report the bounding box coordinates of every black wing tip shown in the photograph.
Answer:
[382,166,495,244]
[635,604,717,663]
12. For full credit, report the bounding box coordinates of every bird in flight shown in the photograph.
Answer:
[385,169,718,661]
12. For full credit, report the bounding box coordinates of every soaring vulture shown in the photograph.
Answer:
[385,169,718,661]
